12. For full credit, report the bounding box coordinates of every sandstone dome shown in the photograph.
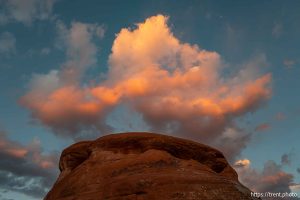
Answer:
[45,132,258,200]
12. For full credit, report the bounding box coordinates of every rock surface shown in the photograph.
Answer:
[45,132,258,200]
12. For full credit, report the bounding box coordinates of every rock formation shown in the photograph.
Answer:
[45,132,258,200]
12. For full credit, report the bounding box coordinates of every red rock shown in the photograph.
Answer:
[44,132,258,200]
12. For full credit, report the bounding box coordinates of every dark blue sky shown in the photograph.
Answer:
[0,0,300,199]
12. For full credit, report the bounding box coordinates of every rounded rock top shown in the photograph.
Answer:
[45,132,258,200]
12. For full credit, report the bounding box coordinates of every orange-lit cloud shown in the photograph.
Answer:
[0,133,57,170]
[0,132,59,197]
[5,148,28,158]
[234,158,251,168]
[21,15,271,156]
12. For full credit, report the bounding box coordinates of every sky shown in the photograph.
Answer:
[0,0,300,199]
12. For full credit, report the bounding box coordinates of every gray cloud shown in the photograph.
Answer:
[0,132,59,198]
[212,126,251,162]
[0,0,57,25]
[272,22,283,38]
[236,159,299,200]
[0,32,16,56]
[281,153,291,166]
[283,59,296,69]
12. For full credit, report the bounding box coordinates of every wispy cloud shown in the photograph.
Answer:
[40,47,51,55]
[283,59,296,69]
[272,22,283,38]
[0,32,16,56]
[21,20,106,139]
[0,0,57,25]
[275,112,286,121]
[255,123,271,132]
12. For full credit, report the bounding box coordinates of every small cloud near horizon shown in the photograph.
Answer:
[0,131,59,198]
[283,59,296,69]
[235,158,298,197]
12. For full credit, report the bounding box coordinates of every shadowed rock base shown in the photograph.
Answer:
[44,132,259,200]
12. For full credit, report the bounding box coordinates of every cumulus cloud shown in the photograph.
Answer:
[0,131,59,198]
[0,0,57,25]
[235,159,298,199]
[0,32,16,56]
[21,15,271,159]
[21,21,107,138]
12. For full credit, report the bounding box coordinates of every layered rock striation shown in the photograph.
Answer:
[45,132,258,200]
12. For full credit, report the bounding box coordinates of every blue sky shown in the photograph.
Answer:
[0,0,300,199]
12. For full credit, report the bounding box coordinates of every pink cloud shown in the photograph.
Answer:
[21,15,271,159]
[235,159,297,197]
[0,132,59,197]
[5,148,28,158]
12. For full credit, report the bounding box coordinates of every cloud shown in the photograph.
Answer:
[21,21,107,138]
[0,32,16,56]
[283,59,296,69]
[290,184,300,198]
[275,112,286,121]
[235,159,298,198]
[105,17,271,142]
[211,127,251,162]
[234,158,251,168]
[0,131,59,198]
[272,22,283,38]
[281,153,291,166]
[0,0,57,25]
[255,123,271,132]
[55,20,105,83]
[41,47,51,55]
[21,15,271,160]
